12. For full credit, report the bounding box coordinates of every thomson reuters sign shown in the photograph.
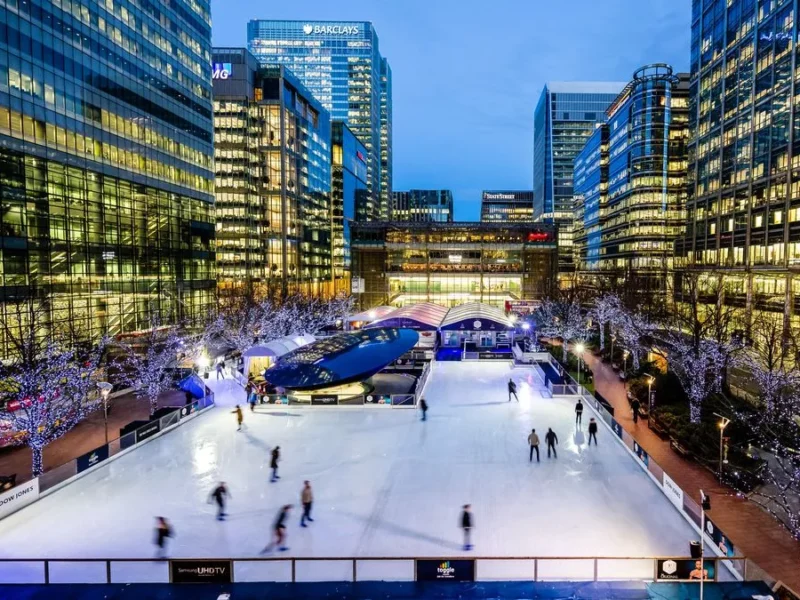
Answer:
[303,23,360,35]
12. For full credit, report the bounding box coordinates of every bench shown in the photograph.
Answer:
[670,438,692,459]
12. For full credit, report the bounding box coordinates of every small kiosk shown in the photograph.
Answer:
[439,303,516,355]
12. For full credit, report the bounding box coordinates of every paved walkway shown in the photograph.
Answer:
[583,351,800,591]
[0,388,190,484]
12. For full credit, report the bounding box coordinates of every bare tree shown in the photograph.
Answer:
[0,302,107,476]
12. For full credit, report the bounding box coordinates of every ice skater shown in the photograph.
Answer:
[545,427,558,458]
[209,482,230,520]
[527,428,540,462]
[154,516,172,558]
[508,378,518,402]
[460,504,473,550]
[216,362,225,379]
[575,400,584,426]
[232,405,244,431]
[631,398,641,424]
[270,446,281,482]
[263,504,292,553]
[588,418,598,445]
[419,397,428,421]
[300,480,314,527]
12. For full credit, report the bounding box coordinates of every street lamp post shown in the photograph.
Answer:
[714,413,731,483]
[646,375,655,422]
[610,333,616,361]
[623,350,629,373]
[97,382,113,444]
[575,342,585,385]
[699,491,711,600]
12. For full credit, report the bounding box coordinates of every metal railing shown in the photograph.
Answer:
[0,555,752,585]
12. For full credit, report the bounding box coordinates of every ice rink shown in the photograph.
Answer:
[0,362,705,564]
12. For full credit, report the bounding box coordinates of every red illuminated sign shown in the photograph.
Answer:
[526,232,552,242]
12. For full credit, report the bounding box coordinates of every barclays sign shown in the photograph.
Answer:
[303,23,359,36]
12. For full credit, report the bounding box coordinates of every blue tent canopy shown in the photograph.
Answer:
[178,374,205,399]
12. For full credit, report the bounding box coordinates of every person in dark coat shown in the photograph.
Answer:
[419,397,428,421]
[154,516,172,558]
[575,400,584,426]
[460,504,473,550]
[631,398,641,424]
[508,379,519,402]
[263,505,292,553]
[209,482,230,520]
[271,446,281,482]
[545,428,558,458]
[588,418,598,445]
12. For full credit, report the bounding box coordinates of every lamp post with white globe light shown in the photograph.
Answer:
[575,342,585,385]
[97,381,113,444]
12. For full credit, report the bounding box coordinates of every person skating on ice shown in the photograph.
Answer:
[460,504,473,551]
[527,428,540,462]
[300,480,314,527]
[631,398,641,424]
[508,378,518,402]
[263,504,292,553]
[575,400,584,426]
[232,405,243,431]
[270,446,281,482]
[209,482,230,520]
[588,418,598,445]
[545,427,558,458]
[154,516,173,558]
[216,362,225,379]
[419,397,428,421]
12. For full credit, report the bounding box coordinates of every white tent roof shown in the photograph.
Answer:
[243,334,316,359]
[346,306,396,323]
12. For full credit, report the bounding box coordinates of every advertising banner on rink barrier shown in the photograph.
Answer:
[169,559,233,583]
[611,418,624,439]
[704,516,736,557]
[656,558,716,581]
[76,444,110,473]
[0,478,39,519]
[416,559,475,582]
[364,394,392,406]
[633,441,649,467]
[310,394,338,406]
[662,472,684,510]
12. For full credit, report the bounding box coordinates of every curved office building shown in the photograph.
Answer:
[265,328,419,390]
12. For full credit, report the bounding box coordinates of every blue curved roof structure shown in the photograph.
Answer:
[265,328,419,390]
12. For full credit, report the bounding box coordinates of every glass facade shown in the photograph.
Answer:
[351,222,557,309]
[574,65,690,295]
[392,190,454,222]
[678,0,799,322]
[0,0,215,354]
[247,20,390,221]
[213,50,332,300]
[480,190,535,222]
[533,83,624,273]
[332,121,368,294]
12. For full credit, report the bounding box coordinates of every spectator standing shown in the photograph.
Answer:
[300,481,314,527]
[460,504,473,550]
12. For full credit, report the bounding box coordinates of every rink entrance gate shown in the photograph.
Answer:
[0,555,753,585]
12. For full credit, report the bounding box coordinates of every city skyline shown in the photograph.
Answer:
[211,0,690,220]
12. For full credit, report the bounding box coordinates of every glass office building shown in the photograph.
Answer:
[350,222,557,309]
[0,0,215,354]
[533,82,624,275]
[247,20,391,220]
[332,121,369,294]
[213,49,332,300]
[392,190,454,222]
[574,65,690,295]
[677,0,799,323]
[480,191,535,222]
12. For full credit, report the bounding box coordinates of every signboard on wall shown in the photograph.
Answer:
[351,277,365,294]
[0,478,39,520]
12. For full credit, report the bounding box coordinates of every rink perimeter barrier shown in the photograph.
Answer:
[0,555,757,585]
[527,354,754,583]
[0,390,216,522]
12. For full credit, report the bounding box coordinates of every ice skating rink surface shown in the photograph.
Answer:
[0,362,704,566]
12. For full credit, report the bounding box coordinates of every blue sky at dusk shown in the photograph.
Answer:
[211,0,690,221]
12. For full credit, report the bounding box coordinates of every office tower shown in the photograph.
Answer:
[351,222,557,309]
[677,0,799,325]
[533,82,625,275]
[332,121,369,294]
[391,191,454,223]
[0,0,215,354]
[213,49,332,300]
[480,191,535,222]
[573,65,690,295]
[247,20,391,220]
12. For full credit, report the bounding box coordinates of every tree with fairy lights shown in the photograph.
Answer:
[589,293,623,351]
[0,302,107,477]
[533,298,586,362]
[115,317,184,417]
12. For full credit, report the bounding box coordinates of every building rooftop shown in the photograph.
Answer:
[543,81,627,94]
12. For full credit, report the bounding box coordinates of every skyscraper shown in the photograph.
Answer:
[480,191,535,222]
[677,0,799,325]
[573,65,690,296]
[247,20,391,220]
[533,82,625,274]
[0,0,216,355]
[213,50,332,300]
[392,191,454,222]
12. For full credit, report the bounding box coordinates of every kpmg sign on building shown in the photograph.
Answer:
[212,63,232,80]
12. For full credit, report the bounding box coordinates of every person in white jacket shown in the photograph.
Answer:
[527,429,540,462]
